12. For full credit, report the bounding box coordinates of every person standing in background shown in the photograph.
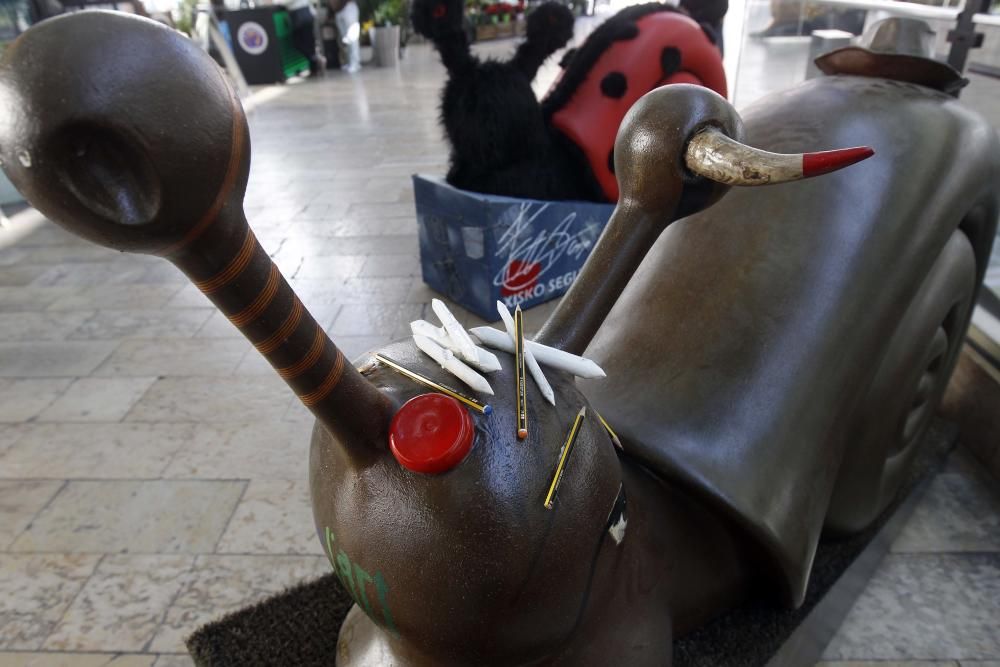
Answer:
[288,0,320,75]
[333,0,360,73]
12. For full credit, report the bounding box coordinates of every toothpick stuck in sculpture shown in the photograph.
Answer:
[431,299,480,366]
[410,320,501,373]
[412,334,495,396]
[497,301,556,406]
[469,327,606,379]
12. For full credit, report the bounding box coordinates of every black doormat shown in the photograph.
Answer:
[187,420,957,667]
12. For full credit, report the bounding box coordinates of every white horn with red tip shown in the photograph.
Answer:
[684,127,875,186]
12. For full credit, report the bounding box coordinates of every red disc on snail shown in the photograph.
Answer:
[389,393,475,474]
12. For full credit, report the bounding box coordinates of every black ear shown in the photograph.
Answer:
[679,0,728,26]
[411,0,464,38]
[512,2,574,79]
[525,2,574,55]
[699,21,721,45]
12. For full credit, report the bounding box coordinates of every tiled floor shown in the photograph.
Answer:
[817,450,1000,667]
[1,11,999,666]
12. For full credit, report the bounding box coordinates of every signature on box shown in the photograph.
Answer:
[493,202,598,294]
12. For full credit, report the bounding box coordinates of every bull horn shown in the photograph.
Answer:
[685,127,874,186]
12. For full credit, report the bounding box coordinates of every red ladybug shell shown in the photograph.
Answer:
[547,12,727,202]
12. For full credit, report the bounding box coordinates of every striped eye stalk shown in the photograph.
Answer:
[684,127,874,186]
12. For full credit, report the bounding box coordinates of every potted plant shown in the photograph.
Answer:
[371,0,406,65]
[469,0,523,40]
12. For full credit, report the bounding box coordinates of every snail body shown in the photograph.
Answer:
[2,12,995,666]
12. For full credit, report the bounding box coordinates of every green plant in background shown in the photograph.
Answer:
[174,0,200,35]
[357,0,379,23]
[373,0,407,26]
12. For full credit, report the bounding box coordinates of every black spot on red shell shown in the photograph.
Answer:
[612,22,639,41]
[607,149,616,174]
[600,72,627,99]
[661,47,682,76]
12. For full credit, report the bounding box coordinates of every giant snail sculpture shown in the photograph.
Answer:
[2,10,998,666]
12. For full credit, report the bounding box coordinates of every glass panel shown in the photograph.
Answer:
[965,11,1000,353]
[729,0,962,107]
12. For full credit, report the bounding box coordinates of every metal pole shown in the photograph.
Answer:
[947,0,989,75]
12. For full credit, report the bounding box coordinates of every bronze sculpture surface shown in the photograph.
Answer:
[1,11,997,666]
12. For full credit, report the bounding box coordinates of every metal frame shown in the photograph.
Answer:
[811,0,995,76]
[948,0,991,72]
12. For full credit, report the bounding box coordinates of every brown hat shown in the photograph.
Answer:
[814,17,968,94]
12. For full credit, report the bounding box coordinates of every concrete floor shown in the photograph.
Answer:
[1,11,999,666]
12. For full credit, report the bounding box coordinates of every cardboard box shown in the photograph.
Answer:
[413,175,615,321]
[496,21,515,38]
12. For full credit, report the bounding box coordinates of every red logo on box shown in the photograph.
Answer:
[499,259,541,296]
